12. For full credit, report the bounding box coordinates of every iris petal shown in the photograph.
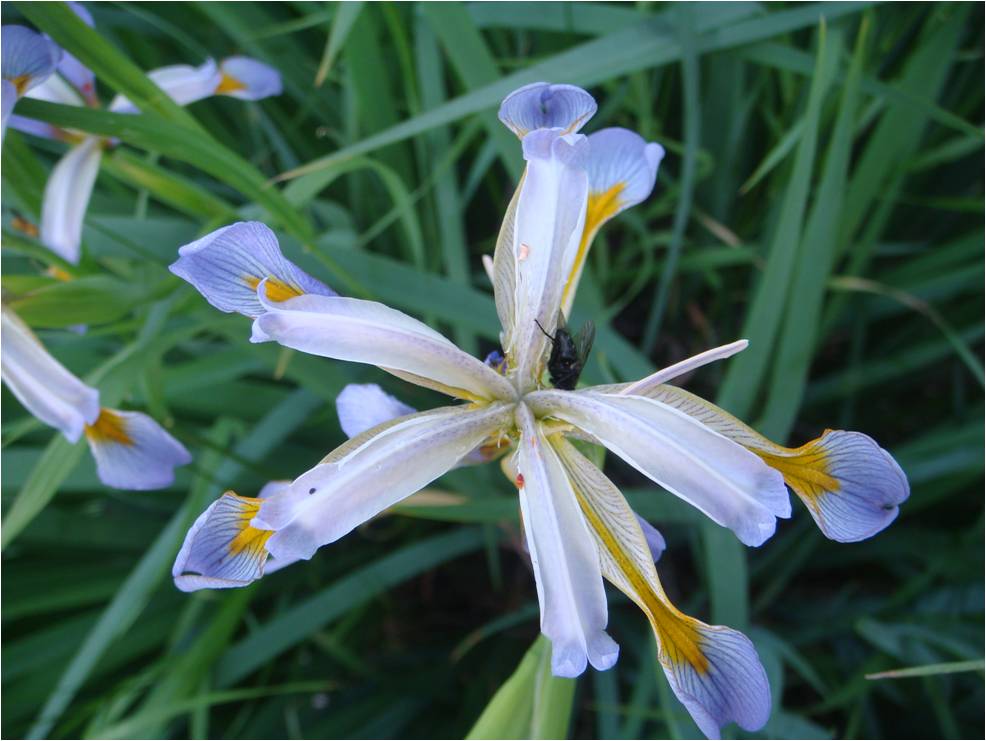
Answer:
[498,82,597,138]
[84,408,192,490]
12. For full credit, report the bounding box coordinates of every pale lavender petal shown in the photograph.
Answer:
[634,513,666,562]
[218,56,282,100]
[335,383,416,438]
[110,59,221,113]
[1,25,61,95]
[170,221,334,319]
[585,127,664,212]
[498,82,597,138]
[173,492,271,591]
[85,409,192,490]
[662,625,771,739]
[7,112,62,140]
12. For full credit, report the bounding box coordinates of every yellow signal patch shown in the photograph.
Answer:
[85,409,133,446]
[243,275,304,302]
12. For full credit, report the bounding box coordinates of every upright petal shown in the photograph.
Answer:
[173,492,273,591]
[0,305,99,442]
[618,340,749,395]
[40,136,103,264]
[335,383,416,438]
[639,385,910,542]
[1,25,61,96]
[109,59,221,113]
[217,56,282,100]
[84,408,192,490]
[503,129,589,388]
[515,404,617,677]
[253,293,515,401]
[526,389,790,547]
[553,437,770,739]
[562,128,664,314]
[254,402,513,562]
[498,82,597,138]
[170,221,335,320]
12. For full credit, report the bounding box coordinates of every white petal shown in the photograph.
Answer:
[505,129,589,387]
[253,292,515,401]
[527,389,790,547]
[255,403,512,561]
[85,409,192,490]
[169,221,334,319]
[110,59,221,113]
[40,136,102,264]
[498,82,597,138]
[335,383,416,438]
[619,340,749,395]
[1,25,61,95]
[0,305,99,442]
[515,403,617,677]
[217,56,282,100]
[25,73,85,106]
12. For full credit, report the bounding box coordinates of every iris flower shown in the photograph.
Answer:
[1,304,191,489]
[1,24,61,140]
[170,82,909,737]
[1,4,282,264]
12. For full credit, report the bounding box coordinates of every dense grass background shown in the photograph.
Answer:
[1,2,983,738]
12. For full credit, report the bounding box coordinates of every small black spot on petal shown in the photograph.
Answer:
[308,488,316,495]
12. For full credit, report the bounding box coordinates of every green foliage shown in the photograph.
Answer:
[1,2,982,739]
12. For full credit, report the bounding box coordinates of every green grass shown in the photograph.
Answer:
[2,2,983,739]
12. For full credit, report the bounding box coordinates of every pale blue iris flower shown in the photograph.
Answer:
[1,305,191,489]
[169,82,909,738]
[1,3,283,264]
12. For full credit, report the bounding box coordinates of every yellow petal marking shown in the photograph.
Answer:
[85,409,133,446]
[11,74,31,96]
[225,494,275,556]
[561,182,625,312]
[243,275,304,302]
[571,480,708,674]
[754,436,839,516]
[215,72,247,95]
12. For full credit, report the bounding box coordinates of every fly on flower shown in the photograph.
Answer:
[170,82,909,738]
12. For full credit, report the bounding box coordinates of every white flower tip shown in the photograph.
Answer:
[85,409,191,490]
[498,82,597,138]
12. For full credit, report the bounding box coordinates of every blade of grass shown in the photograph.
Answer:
[315,2,365,87]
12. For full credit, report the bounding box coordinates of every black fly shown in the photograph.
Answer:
[535,314,595,390]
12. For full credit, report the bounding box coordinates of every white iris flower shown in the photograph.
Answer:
[170,82,909,738]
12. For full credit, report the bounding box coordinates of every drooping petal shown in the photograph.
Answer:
[503,129,589,387]
[0,305,99,442]
[253,292,515,401]
[631,384,910,543]
[635,513,666,562]
[109,59,221,113]
[173,492,273,591]
[1,25,61,96]
[335,383,416,438]
[561,128,665,314]
[217,56,282,100]
[169,221,335,321]
[84,408,192,490]
[515,404,617,676]
[40,136,102,264]
[253,402,513,562]
[498,82,597,139]
[553,437,770,739]
[526,389,790,547]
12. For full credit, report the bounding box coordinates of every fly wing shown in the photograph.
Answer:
[575,320,596,366]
